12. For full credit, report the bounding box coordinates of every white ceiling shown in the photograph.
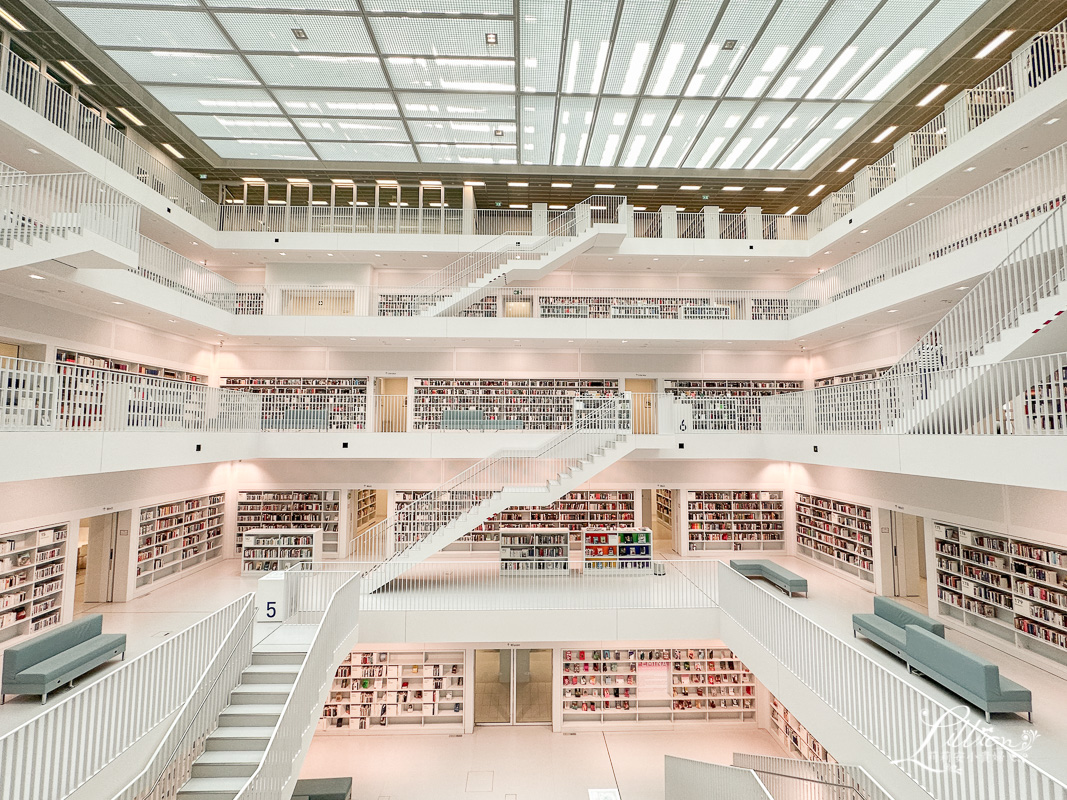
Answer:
[48,0,989,169]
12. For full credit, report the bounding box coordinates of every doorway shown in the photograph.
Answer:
[625,378,656,434]
[80,512,119,606]
[889,511,927,599]
[643,488,676,554]
[474,648,552,725]
[375,377,408,432]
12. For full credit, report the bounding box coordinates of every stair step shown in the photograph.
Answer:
[251,651,305,666]
[177,777,248,800]
[230,684,293,704]
[190,750,263,779]
[241,664,299,683]
[218,703,284,726]
[204,727,274,751]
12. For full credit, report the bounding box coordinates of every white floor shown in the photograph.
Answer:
[299,724,786,800]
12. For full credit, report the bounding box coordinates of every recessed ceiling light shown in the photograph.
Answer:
[292,28,308,40]
[58,60,93,85]
[764,187,786,192]
[653,258,659,261]
[594,183,615,189]
[242,177,265,183]
[160,143,184,159]
[510,204,529,209]
[956,286,969,290]
[1045,118,1060,125]
[722,186,744,192]
[549,204,567,209]
[112,301,124,305]
[494,129,504,137]
[267,199,285,205]
[420,180,442,186]
[327,253,333,256]
[837,158,858,173]
[551,182,571,188]
[680,185,701,191]
[116,107,145,126]
[168,319,177,323]
[331,178,354,185]
[485,32,498,45]
[964,167,976,172]
[637,184,658,190]
[722,39,737,50]
[349,337,358,341]
[279,252,286,255]
[287,177,310,184]
[376,179,398,185]
[28,274,44,280]
[917,85,948,106]
[907,202,915,206]
[872,126,898,143]
[464,180,485,186]
[974,30,1014,59]
[621,340,628,344]
[887,309,898,313]
[27,148,40,154]
[785,206,799,216]
[0,8,27,30]
[374,253,381,257]
[508,181,528,187]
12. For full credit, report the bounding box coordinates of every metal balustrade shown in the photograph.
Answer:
[665,756,774,800]
[0,594,253,800]
[717,563,1067,800]
[731,756,895,800]
[218,203,465,235]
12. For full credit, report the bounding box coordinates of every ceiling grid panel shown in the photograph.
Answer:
[545,0,574,172]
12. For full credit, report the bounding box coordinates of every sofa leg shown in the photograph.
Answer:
[1029,712,1033,723]
[986,711,991,723]
[41,693,47,704]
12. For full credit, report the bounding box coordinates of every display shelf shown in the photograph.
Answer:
[55,349,206,383]
[540,303,590,319]
[794,492,874,584]
[393,490,637,552]
[768,692,835,763]
[685,490,785,553]
[355,489,377,529]
[135,493,225,589]
[320,649,465,733]
[221,376,369,430]
[664,379,803,431]
[582,528,653,572]
[499,527,570,573]
[933,522,1067,666]
[236,490,340,553]
[0,522,68,641]
[241,527,320,573]
[534,294,748,320]
[561,644,755,726]
[412,377,619,431]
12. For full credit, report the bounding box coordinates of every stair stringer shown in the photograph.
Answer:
[0,228,139,273]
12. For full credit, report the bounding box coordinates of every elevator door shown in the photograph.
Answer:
[474,648,552,725]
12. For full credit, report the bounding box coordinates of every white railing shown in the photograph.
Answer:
[219,204,465,235]
[665,756,773,800]
[233,571,361,800]
[0,43,217,226]
[0,162,140,252]
[963,62,1016,131]
[259,391,369,431]
[135,236,238,310]
[347,395,630,564]
[111,595,256,800]
[473,208,534,235]
[732,755,895,800]
[0,595,251,800]
[0,356,55,429]
[717,563,1067,800]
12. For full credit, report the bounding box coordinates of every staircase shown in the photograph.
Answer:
[351,398,635,592]
[414,196,626,317]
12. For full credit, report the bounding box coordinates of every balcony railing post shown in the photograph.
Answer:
[945,91,970,141]
[703,205,721,239]
[745,207,763,240]
[1010,40,1033,99]
[854,168,871,204]
[533,202,548,236]
[892,137,914,178]
[619,203,634,236]
[660,205,677,238]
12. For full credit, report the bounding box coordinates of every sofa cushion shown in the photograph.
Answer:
[905,626,1000,698]
[996,674,1033,703]
[17,633,126,683]
[874,596,944,637]
[3,615,103,680]
[729,560,765,576]
[760,563,807,590]
[854,614,907,650]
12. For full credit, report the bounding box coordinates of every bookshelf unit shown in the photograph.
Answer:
[582,528,653,572]
[320,649,465,733]
[768,692,834,762]
[0,522,68,640]
[236,490,341,554]
[241,528,320,573]
[655,489,673,527]
[412,377,619,431]
[933,522,1067,667]
[355,489,377,529]
[392,490,638,552]
[814,367,889,388]
[664,379,803,431]
[685,490,785,553]
[795,492,874,584]
[378,294,496,318]
[1023,365,1067,432]
[135,493,225,590]
[56,349,206,383]
[499,528,570,573]
[534,294,742,320]
[221,376,369,430]
[561,644,755,727]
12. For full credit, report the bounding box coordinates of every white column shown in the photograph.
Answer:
[744,207,763,240]
[853,168,871,204]
[533,202,548,235]
[944,91,970,142]
[893,137,914,178]
[462,185,475,234]
[660,205,677,238]
[619,203,634,237]
[575,202,591,232]
[703,205,720,239]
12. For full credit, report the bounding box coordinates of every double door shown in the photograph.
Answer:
[474,648,552,725]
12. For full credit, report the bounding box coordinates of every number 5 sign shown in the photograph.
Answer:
[256,572,289,623]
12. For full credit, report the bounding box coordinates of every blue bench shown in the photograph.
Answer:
[441,409,523,430]
[730,560,808,597]
[853,596,945,659]
[905,626,1032,722]
[2,614,126,704]
[292,778,353,800]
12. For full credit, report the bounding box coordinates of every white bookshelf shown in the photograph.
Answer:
[664,379,803,431]
[55,348,206,383]
[814,367,889,388]
[241,527,320,573]
[236,489,340,554]
[561,644,755,726]
[499,527,570,573]
[655,489,673,527]
[582,528,653,572]
[221,376,369,430]
[378,294,496,317]
[412,377,619,430]
[685,490,785,553]
[794,492,874,584]
[768,691,834,762]
[0,522,68,641]
[320,649,465,733]
[933,522,1067,667]
[135,493,225,590]
[355,489,377,528]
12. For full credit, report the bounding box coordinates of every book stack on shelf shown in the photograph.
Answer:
[392,490,637,552]
[582,528,653,572]
[378,294,496,317]
[664,379,803,431]
[795,492,874,584]
[499,527,570,573]
[412,377,619,431]
[933,522,1067,666]
[685,490,785,552]
[355,489,377,530]
[241,527,320,573]
[320,649,464,733]
[769,692,834,762]
[1023,366,1067,431]
[136,493,225,589]
[535,294,737,320]
[561,644,755,726]
[813,367,889,388]
[221,376,369,430]
[0,523,68,640]
[55,349,207,383]
[655,489,673,528]
[236,490,340,553]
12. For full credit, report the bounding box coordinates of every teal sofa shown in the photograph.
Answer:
[292,778,352,800]
[441,409,523,430]
[905,626,1032,722]
[853,596,945,659]
[2,614,126,704]
[730,560,808,597]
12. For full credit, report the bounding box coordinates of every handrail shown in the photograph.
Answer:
[732,755,895,800]
[111,594,256,800]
